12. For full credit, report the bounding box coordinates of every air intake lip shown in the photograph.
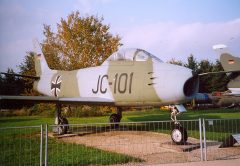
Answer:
[183,75,199,97]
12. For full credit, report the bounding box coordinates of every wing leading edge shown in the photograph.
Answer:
[0,96,114,106]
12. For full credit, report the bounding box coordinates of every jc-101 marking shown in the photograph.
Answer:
[92,72,134,94]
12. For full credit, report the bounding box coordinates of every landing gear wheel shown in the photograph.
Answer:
[171,124,188,145]
[109,113,121,129]
[58,118,69,135]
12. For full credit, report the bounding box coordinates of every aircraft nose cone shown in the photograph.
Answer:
[152,62,195,104]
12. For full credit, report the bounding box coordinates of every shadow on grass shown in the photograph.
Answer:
[127,114,222,122]
[0,118,38,124]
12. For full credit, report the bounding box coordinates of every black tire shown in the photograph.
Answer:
[58,118,69,135]
[171,124,188,145]
[109,113,120,129]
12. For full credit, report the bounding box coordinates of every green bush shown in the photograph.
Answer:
[63,106,116,117]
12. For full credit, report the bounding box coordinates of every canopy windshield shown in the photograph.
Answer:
[104,48,163,63]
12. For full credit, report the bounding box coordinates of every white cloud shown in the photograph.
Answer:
[74,0,113,14]
[0,0,239,73]
[117,18,240,62]
[74,0,92,13]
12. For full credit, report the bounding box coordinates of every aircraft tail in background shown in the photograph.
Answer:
[213,44,240,72]
[213,44,240,95]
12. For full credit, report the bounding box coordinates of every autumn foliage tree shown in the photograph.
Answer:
[12,11,121,116]
[42,11,121,70]
[19,11,121,94]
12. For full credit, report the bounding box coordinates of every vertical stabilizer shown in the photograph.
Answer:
[213,44,240,72]
[33,39,52,76]
[213,44,240,94]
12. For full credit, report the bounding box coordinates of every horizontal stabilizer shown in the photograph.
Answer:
[199,70,240,76]
[0,72,40,80]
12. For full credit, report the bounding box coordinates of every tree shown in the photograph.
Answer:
[168,58,184,66]
[167,55,229,93]
[42,11,121,70]
[11,11,121,115]
[198,60,213,93]
[18,11,121,94]
[210,60,229,92]
[0,69,27,108]
[18,52,39,95]
[0,68,24,95]
[184,54,198,73]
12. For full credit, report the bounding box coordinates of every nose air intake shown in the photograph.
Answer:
[183,75,199,97]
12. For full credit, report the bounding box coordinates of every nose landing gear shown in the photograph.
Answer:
[171,123,188,145]
[170,106,188,145]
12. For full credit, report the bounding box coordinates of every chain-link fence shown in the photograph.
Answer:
[47,120,201,165]
[0,125,43,166]
[0,118,239,165]
[203,118,240,161]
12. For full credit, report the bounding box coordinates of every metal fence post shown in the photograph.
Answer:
[202,119,207,161]
[40,124,43,166]
[45,124,48,166]
[199,118,203,161]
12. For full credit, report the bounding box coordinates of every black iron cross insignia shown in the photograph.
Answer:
[51,75,62,97]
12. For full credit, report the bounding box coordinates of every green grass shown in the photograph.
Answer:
[47,138,141,165]
[0,135,140,166]
[1,108,240,127]
[0,108,240,165]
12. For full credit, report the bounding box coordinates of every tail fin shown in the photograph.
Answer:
[213,44,240,72]
[213,44,240,94]
[33,39,52,76]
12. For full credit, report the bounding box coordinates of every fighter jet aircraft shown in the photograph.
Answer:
[3,42,237,144]
[1,43,198,144]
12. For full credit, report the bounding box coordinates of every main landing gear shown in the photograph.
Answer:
[109,107,123,129]
[170,106,188,145]
[55,104,69,135]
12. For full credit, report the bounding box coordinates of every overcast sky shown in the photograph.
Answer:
[0,0,240,72]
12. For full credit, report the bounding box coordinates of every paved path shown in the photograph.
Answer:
[158,158,240,166]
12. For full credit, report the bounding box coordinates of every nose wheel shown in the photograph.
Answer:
[171,123,188,145]
[170,106,188,144]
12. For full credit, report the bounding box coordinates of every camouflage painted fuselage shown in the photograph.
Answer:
[34,49,196,106]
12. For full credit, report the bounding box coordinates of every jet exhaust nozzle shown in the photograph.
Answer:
[183,75,199,97]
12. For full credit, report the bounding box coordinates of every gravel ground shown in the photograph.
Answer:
[57,131,240,165]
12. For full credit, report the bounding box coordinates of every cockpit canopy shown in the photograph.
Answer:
[102,48,162,65]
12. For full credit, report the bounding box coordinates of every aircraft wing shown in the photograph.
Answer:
[198,70,240,76]
[0,95,114,106]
